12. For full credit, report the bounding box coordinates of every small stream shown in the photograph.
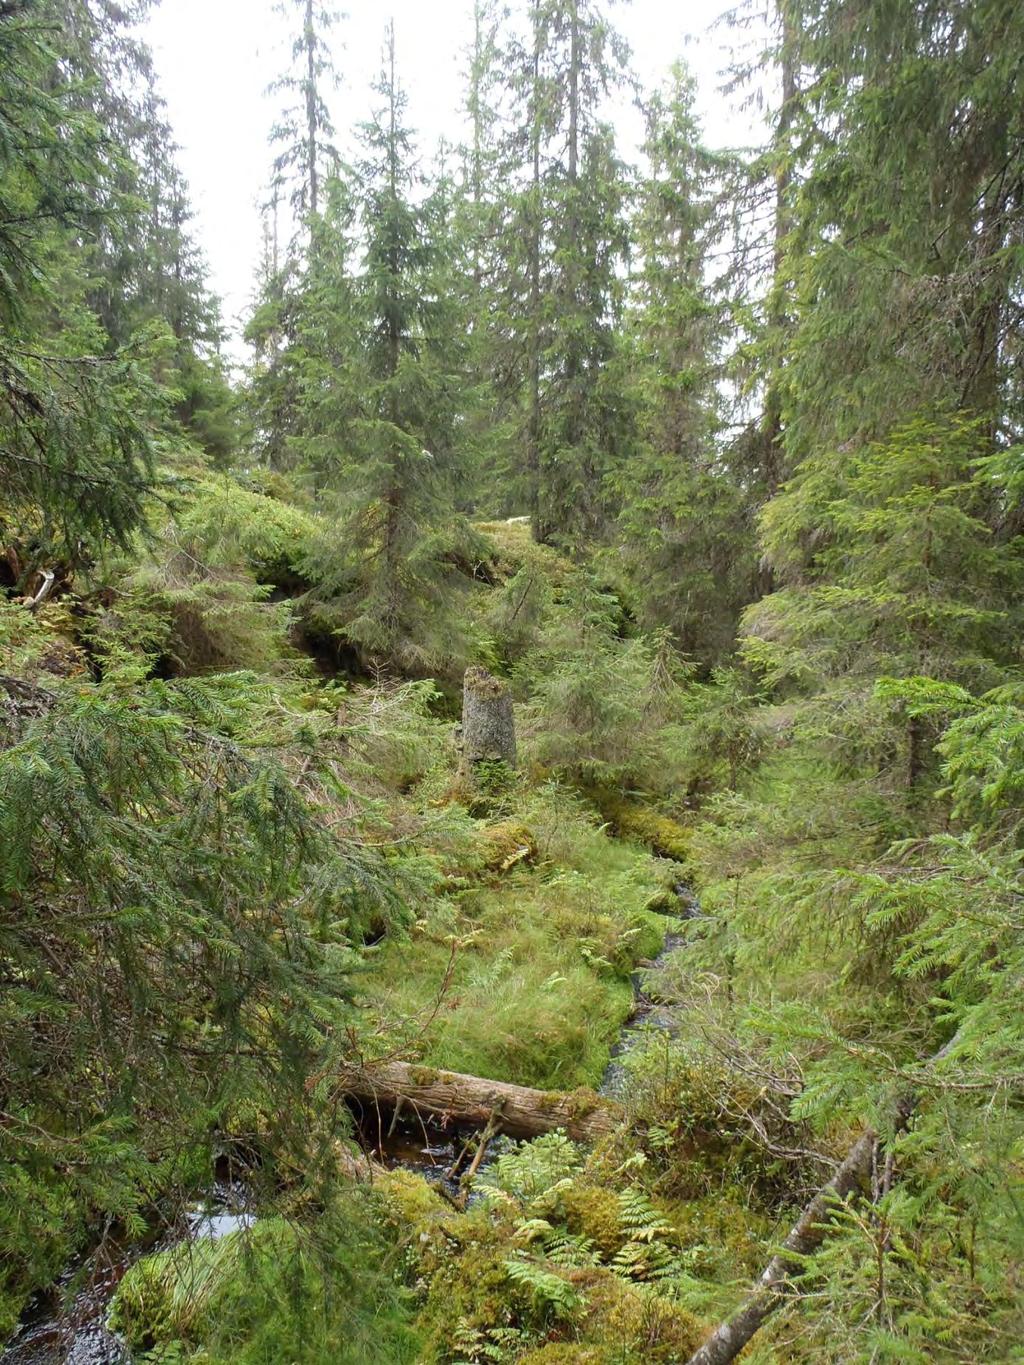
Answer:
[2,1181,255,1365]
[3,887,697,1362]
[600,882,697,1097]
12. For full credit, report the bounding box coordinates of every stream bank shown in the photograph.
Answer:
[1,1177,255,1365]
[3,884,696,1365]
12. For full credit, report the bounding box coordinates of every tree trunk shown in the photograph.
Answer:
[527,0,544,540]
[305,0,318,217]
[460,666,517,774]
[333,1059,621,1143]
[686,1129,877,1365]
[759,0,799,506]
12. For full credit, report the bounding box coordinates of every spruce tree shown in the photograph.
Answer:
[759,0,1024,581]
[487,0,631,546]
[614,65,754,662]
[247,0,347,474]
[0,1,158,583]
[303,23,474,673]
[268,0,342,225]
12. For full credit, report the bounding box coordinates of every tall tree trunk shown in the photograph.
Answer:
[760,0,798,503]
[305,0,318,217]
[469,0,486,288]
[564,0,586,522]
[527,0,544,541]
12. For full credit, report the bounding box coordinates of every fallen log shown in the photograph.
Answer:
[685,1128,878,1365]
[334,1060,622,1144]
[686,1031,964,1365]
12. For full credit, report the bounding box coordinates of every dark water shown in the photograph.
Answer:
[356,1106,507,1204]
[1,1183,254,1365]
[599,882,697,1097]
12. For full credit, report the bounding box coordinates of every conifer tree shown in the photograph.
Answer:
[303,23,474,673]
[614,66,754,662]
[268,0,342,226]
[488,0,631,546]
[0,2,158,583]
[247,0,347,473]
[538,0,631,544]
[760,0,1024,581]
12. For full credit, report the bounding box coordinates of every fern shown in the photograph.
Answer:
[502,1257,583,1319]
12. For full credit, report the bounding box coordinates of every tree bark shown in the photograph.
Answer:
[334,1059,621,1144]
[460,666,517,773]
[757,0,800,524]
[527,0,544,540]
[686,1129,877,1365]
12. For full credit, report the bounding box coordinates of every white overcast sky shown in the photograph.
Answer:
[142,0,767,357]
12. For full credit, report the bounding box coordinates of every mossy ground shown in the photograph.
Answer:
[359,787,672,1090]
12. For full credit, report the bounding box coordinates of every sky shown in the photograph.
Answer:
[142,0,766,359]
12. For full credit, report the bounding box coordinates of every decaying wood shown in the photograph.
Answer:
[685,1128,878,1365]
[460,1104,504,1196]
[460,665,517,775]
[334,1060,620,1144]
[0,672,55,718]
[26,567,55,612]
[687,1040,956,1365]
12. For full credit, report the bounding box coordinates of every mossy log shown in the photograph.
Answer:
[460,666,517,775]
[335,1061,621,1144]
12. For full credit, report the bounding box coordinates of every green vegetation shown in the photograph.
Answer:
[3,0,1024,1361]
[110,1197,422,1364]
[359,789,668,1089]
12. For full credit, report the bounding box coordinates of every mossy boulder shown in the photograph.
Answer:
[479,820,537,874]
[607,803,693,866]
[376,1168,450,1234]
[578,1270,706,1361]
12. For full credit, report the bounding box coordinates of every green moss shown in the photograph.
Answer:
[518,1347,610,1364]
[602,798,694,866]
[561,1184,624,1258]
[110,1195,422,1365]
[376,1168,450,1228]
[478,820,537,873]
[409,1066,439,1087]
[579,1271,706,1361]
[565,1088,599,1119]
[643,888,680,915]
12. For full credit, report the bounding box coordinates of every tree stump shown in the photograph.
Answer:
[460,666,516,777]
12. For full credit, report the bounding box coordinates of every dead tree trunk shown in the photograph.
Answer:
[333,1060,620,1144]
[686,1129,877,1365]
[686,1034,959,1365]
[460,666,516,776]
